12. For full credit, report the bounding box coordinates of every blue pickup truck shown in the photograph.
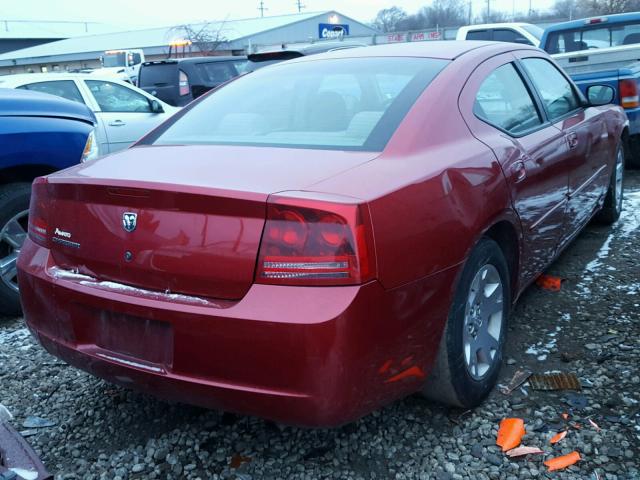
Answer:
[540,13,640,168]
[0,89,97,316]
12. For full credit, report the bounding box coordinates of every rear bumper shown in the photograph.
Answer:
[18,238,458,426]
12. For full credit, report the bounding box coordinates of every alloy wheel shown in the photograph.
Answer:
[615,146,624,212]
[463,263,504,380]
[0,209,29,293]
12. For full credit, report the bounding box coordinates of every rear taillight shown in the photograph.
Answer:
[619,79,639,108]
[179,70,189,96]
[256,196,375,286]
[28,178,50,248]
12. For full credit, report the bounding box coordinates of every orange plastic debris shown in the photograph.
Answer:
[384,366,425,383]
[378,359,393,374]
[506,446,544,457]
[536,274,562,291]
[230,454,251,469]
[544,451,581,471]
[496,418,526,452]
[550,430,567,444]
[562,413,569,420]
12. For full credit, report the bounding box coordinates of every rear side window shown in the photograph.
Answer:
[17,80,84,104]
[520,58,579,120]
[148,57,448,151]
[139,63,177,86]
[195,62,238,84]
[474,63,542,135]
[466,30,491,40]
[545,20,640,53]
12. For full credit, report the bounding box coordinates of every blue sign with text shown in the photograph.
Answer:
[319,23,350,39]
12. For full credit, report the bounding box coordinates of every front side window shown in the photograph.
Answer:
[17,80,85,104]
[474,63,542,135]
[86,80,151,112]
[493,29,531,45]
[521,58,580,120]
[148,57,448,151]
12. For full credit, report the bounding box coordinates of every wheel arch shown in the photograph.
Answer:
[482,219,521,302]
[0,164,58,185]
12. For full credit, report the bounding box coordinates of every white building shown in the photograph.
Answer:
[0,11,379,75]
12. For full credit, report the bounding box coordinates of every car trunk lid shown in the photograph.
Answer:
[41,145,377,300]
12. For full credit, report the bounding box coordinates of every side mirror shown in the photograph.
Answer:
[587,84,615,106]
[150,99,164,114]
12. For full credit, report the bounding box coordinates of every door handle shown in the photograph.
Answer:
[511,160,527,183]
[567,132,578,149]
[108,120,126,127]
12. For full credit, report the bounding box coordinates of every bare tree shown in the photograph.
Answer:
[170,20,228,56]
[372,6,408,32]
[582,0,640,15]
[421,0,466,27]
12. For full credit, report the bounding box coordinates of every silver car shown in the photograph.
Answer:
[0,73,178,155]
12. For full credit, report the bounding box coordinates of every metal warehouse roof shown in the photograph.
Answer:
[0,20,119,39]
[0,11,341,63]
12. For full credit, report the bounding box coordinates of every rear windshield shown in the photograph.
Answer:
[139,63,177,86]
[149,57,448,151]
[545,20,640,53]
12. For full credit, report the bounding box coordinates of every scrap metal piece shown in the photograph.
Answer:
[0,422,52,480]
[528,372,582,391]
[500,369,532,395]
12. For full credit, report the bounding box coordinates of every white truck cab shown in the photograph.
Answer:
[93,49,146,85]
[456,23,543,47]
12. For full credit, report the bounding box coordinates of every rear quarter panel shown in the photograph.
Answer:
[0,116,91,176]
[311,49,521,290]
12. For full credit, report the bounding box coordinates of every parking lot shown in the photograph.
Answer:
[1,170,637,480]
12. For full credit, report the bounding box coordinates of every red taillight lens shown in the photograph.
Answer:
[619,79,639,108]
[256,198,375,286]
[178,70,189,96]
[27,178,50,248]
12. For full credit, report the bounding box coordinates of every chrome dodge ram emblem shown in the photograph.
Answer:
[122,212,137,232]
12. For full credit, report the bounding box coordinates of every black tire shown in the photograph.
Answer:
[626,135,640,169]
[422,237,510,408]
[595,142,624,225]
[0,183,31,317]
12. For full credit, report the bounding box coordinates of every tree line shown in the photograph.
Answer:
[371,0,640,32]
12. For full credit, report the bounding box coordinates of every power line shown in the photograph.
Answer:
[258,1,268,17]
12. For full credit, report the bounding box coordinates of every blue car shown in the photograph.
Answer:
[541,13,640,168]
[0,89,97,315]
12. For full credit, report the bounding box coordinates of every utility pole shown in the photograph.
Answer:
[487,0,491,21]
[295,0,305,13]
[468,1,472,24]
[258,1,267,17]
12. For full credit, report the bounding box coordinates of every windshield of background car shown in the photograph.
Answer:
[103,53,126,67]
[545,20,640,53]
[149,57,448,151]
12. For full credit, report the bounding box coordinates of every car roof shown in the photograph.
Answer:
[0,88,95,124]
[284,41,536,62]
[142,56,247,66]
[544,12,640,34]
[0,72,127,82]
[460,22,533,30]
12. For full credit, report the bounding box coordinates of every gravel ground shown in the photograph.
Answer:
[1,171,639,480]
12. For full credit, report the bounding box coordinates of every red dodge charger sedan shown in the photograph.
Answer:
[18,41,626,426]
